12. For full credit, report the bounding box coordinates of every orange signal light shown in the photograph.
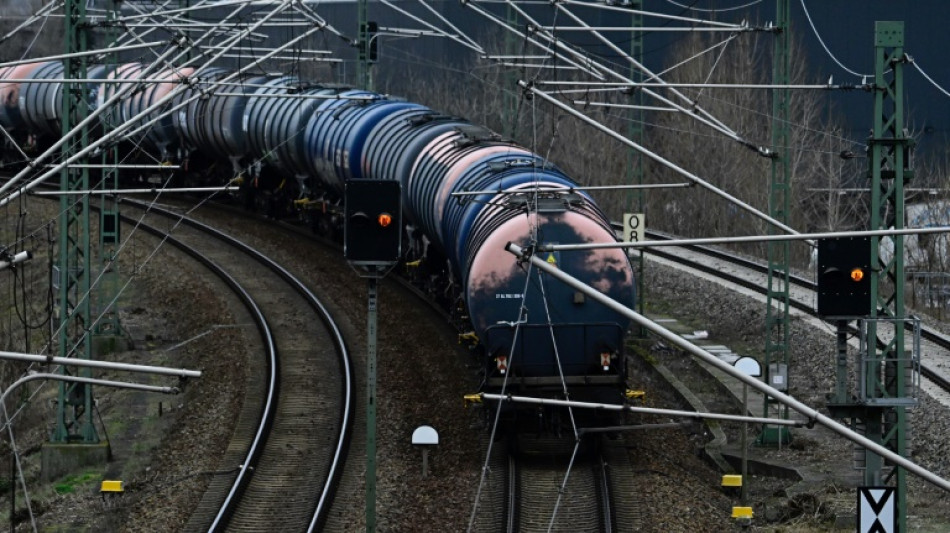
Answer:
[377,212,393,228]
[850,268,865,282]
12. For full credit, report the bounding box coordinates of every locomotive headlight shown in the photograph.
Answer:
[377,212,393,228]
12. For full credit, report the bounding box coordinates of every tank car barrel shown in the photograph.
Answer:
[0,43,183,200]
[1,20,640,432]
[0,21,319,205]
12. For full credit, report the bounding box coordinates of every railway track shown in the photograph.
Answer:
[641,229,950,394]
[470,435,641,533]
[118,199,353,532]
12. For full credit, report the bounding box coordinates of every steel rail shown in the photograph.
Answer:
[123,199,354,533]
[637,229,950,399]
[117,207,280,533]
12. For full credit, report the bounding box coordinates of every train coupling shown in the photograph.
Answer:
[625,389,646,401]
[458,331,478,346]
[463,393,483,407]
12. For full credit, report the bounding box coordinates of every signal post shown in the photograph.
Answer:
[821,21,915,532]
[344,180,402,533]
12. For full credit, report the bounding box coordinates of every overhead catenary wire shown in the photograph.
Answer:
[466,261,536,533]
[0,0,305,206]
[0,0,304,378]
[548,2,755,150]
[0,0,61,46]
[561,0,752,27]
[662,0,764,13]
[799,0,870,79]
[433,5,865,158]
[520,80,800,236]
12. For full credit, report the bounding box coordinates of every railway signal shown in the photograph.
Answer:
[816,236,872,318]
[344,180,402,265]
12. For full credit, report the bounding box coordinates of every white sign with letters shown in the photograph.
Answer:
[623,213,645,243]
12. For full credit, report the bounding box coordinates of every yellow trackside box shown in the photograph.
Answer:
[100,480,124,493]
[731,506,753,519]
[721,474,742,488]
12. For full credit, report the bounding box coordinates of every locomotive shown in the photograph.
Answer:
[0,61,636,411]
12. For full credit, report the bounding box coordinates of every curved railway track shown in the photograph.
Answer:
[117,199,354,532]
[641,229,950,393]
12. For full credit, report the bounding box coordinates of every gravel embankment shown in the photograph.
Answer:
[6,201,949,531]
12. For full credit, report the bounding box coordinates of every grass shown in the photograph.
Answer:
[53,472,101,495]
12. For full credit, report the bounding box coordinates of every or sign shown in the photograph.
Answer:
[344,180,402,265]
[858,487,895,533]
[623,213,645,243]
[733,356,762,377]
[411,425,439,446]
[817,236,872,317]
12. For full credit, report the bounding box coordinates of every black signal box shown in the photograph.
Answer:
[344,180,402,265]
[816,236,872,318]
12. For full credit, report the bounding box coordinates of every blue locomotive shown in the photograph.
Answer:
[0,62,636,408]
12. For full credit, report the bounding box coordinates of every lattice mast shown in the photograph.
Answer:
[761,0,792,445]
[54,0,96,443]
[627,2,646,329]
[866,20,910,529]
[95,1,122,338]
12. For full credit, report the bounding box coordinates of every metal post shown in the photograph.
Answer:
[95,0,122,338]
[761,0,792,446]
[867,20,910,529]
[55,0,97,444]
[627,2,646,337]
[834,320,848,402]
[357,0,371,90]
[365,274,378,532]
[741,382,748,505]
[502,4,521,138]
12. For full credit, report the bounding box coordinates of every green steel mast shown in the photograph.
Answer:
[357,0,373,91]
[866,20,911,530]
[54,0,96,443]
[761,0,792,445]
[95,0,122,338]
[628,2,645,328]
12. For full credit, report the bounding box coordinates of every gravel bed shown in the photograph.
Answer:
[4,200,949,531]
[641,257,950,531]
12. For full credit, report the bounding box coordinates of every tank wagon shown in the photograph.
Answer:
[0,62,636,416]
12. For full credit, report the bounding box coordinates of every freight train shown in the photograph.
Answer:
[0,61,636,416]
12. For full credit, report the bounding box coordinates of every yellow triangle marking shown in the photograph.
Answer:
[546,253,557,265]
